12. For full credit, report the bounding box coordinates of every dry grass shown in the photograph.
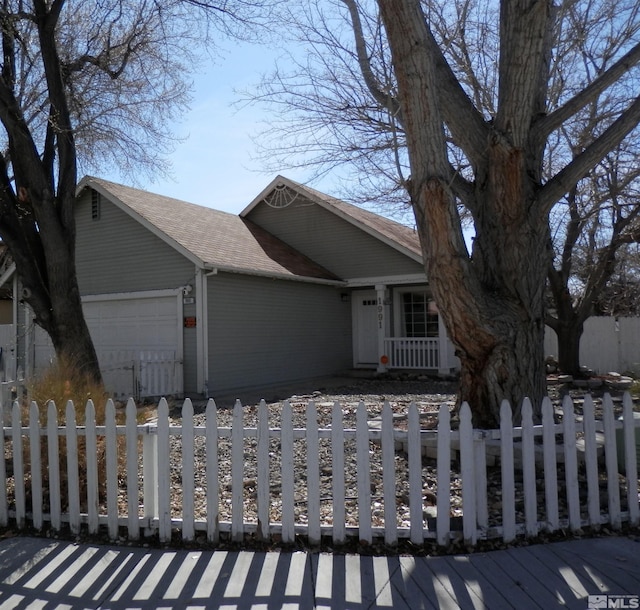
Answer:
[22,358,122,512]
[25,358,110,425]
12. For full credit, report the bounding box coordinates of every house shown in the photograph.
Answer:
[1,175,458,400]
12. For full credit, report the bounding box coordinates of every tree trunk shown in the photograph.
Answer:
[376,0,554,428]
[13,224,103,385]
[1,184,103,385]
[412,169,549,429]
[554,320,584,377]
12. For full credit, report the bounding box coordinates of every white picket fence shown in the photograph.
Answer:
[0,393,639,547]
[92,350,182,399]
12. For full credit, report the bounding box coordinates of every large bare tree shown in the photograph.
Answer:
[543,1,640,376]
[0,0,267,383]
[547,146,640,376]
[251,0,640,425]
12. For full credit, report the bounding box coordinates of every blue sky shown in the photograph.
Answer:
[106,42,334,215]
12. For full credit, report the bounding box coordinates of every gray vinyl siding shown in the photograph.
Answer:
[246,198,424,279]
[75,190,195,294]
[75,190,199,394]
[207,273,352,397]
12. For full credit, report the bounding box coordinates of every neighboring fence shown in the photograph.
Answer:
[1,394,639,547]
[545,316,640,374]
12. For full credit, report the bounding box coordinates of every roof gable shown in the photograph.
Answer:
[241,176,423,263]
[78,177,340,283]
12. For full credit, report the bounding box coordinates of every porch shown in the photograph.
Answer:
[352,285,459,375]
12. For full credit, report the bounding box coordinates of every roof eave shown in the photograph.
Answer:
[207,263,347,287]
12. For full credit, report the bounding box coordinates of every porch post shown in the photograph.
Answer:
[375,284,387,373]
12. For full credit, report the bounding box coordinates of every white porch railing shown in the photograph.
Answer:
[0,393,638,547]
[384,337,440,369]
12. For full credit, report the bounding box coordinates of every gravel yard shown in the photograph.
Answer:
[167,376,458,531]
[160,375,638,537]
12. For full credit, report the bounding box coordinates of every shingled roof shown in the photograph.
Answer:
[79,177,341,283]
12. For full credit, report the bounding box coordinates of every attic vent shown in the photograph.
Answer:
[263,184,299,209]
[91,190,101,220]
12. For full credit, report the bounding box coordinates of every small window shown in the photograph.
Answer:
[91,190,101,220]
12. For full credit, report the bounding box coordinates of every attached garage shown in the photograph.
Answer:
[83,291,183,398]
[33,290,183,399]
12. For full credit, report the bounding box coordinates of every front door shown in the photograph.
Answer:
[354,290,378,366]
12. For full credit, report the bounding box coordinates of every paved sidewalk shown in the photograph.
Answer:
[0,535,637,609]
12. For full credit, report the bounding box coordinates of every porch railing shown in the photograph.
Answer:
[383,337,439,369]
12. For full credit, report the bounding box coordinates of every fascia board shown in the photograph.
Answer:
[210,263,347,287]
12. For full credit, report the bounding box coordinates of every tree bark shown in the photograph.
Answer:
[0,1,102,385]
[553,320,584,377]
[378,0,551,427]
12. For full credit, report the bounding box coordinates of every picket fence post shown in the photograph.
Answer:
[143,417,159,535]
[182,398,195,542]
[205,398,219,543]
[105,399,119,540]
[436,404,451,547]
[231,399,244,542]
[500,400,516,543]
[459,402,476,545]
[562,395,581,530]
[356,400,372,544]
[381,401,397,545]
[602,393,621,529]
[622,393,640,526]
[47,401,61,530]
[256,399,270,541]
[582,395,601,528]
[541,397,559,531]
[281,400,295,543]
[521,398,538,537]
[407,402,423,545]
[85,399,99,535]
[126,398,139,540]
[332,401,346,545]
[12,401,24,529]
[66,400,81,535]
[306,401,321,546]
[157,397,171,542]
[29,402,43,531]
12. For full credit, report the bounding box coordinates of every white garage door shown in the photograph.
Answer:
[83,294,182,399]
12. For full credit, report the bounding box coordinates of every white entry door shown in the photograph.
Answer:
[354,290,378,366]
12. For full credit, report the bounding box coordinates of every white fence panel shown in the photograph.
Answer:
[0,393,638,550]
[545,316,640,374]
